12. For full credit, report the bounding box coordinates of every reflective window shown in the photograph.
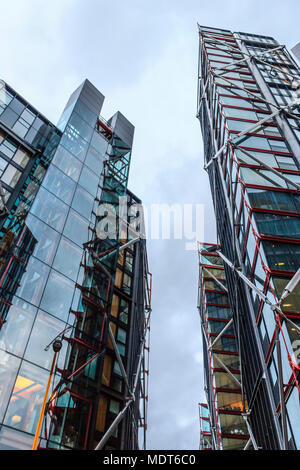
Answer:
[1,165,21,188]
[12,148,30,168]
[25,213,60,265]
[79,165,99,196]
[246,188,300,213]
[0,137,17,159]
[60,125,89,161]
[42,165,75,205]
[0,297,36,356]
[15,257,50,306]
[90,132,107,154]
[68,112,93,143]
[24,310,67,370]
[53,237,82,281]
[52,145,82,182]
[85,146,104,175]
[74,100,97,127]
[254,212,300,239]
[63,209,89,247]
[0,350,21,422]
[0,425,34,450]
[31,187,69,232]
[40,270,74,322]
[4,361,49,434]
[71,186,94,220]
[262,241,300,272]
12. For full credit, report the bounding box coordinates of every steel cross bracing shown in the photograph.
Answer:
[197,27,300,450]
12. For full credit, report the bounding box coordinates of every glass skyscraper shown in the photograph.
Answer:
[0,79,151,450]
[197,25,300,450]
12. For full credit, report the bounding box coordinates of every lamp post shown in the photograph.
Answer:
[32,339,62,450]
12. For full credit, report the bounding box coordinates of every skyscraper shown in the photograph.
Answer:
[0,79,151,450]
[197,25,300,450]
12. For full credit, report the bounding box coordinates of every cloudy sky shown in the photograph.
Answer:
[2,0,300,450]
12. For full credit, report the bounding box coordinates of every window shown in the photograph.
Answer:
[272,277,300,314]
[63,209,89,247]
[206,291,229,305]
[52,237,82,281]
[68,112,93,143]
[24,310,67,370]
[52,145,82,182]
[254,212,300,239]
[42,165,75,205]
[206,305,232,320]
[31,187,69,232]
[0,351,21,422]
[1,165,21,188]
[79,165,99,196]
[262,241,300,272]
[40,270,74,322]
[12,148,30,168]
[0,426,34,450]
[3,361,49,434]
[0,137,17,159]
[74,100,97,128]
[15,257,50,306]
[117,328,126,344]
[85,145,104,175]
[246,188,300,213]
[60,125,89,161]
[71,186,94,220]
[90,132,107,155]
[25,214,60,265]
[0,297,36,357]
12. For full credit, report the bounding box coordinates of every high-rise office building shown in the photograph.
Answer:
[197,25,300,450]
[0,79,151,450]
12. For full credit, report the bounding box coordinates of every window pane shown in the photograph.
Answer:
[68,112,93,143]
[3,361,49,434]
[53,237,82,281]
[40,270,74,322]
[0,425,34,450]
[262,241,300,272]
[31,187,69,231]
[0,297,36,356]
[24,310,67,370]
[42,165,75,205]
[254,212,300,239]
[60,125,89,161]
[85,146,104,175]
[0,351,21,422]
[79,165,99,196]
[12,148,30,168]
[26,213,60,265]
[15,257,50,306]
[1,165,21,188]
[71,186,94,220]
[63,209,89,247]
[52,146,82,182]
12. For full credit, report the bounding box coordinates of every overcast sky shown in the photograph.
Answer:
[2,0,300,450]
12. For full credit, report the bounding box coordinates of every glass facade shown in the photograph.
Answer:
[0,79,150,450]
[197,25,300,450]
